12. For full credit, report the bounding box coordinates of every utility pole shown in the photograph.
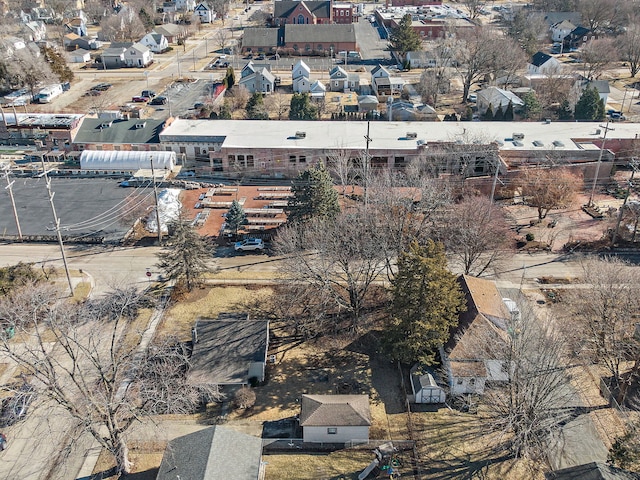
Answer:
[3,168,22,241]
[41,160,73,296]
[588,120,614,207]
[150,156,162,245]
[612,158,639,245]
[363,121,372,207]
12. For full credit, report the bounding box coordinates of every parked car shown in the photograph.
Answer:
[83,90,101,97]
[0,384,36,427]
[150,96,168,105]
[218,62,229,68]
[256,54,265,60]
[131,96,148,102]
[141,90,156,98]
[234,238,265,252]
[467,93,477,103]
[91,83,112,91]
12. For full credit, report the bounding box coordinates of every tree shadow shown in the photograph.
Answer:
[121,469,159,480]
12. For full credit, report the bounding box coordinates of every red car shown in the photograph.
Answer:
[131,96,148,103]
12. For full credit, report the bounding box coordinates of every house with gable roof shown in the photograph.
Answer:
[124,42,153,67]
[292,59,312,93]
[273,0,332,26]
[140,32,169,53]
[550,19,575,43]
[528,52,562,75]
[441,275,514,396]
[194,2,216,23]
[300,394,371,443]
[329,65,359,92]
[476,86,523,115]
[239,61,275,94]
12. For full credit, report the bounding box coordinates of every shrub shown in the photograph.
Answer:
[234,387,256,409]
[526,233,535,242]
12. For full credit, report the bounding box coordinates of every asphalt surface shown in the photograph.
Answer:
[0,177,148,242]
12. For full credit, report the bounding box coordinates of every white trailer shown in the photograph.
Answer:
[37,84,63,104]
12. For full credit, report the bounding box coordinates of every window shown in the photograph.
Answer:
[237,154,245,167]
[246,155,254,167]
[194,147,201,156]
[327,428,337,434]
[289,155,297,163]
[212,158,223,171]
[305,44,311,51]
[298,14,305,24]
[299,155,306,163]
[179,146,186,154]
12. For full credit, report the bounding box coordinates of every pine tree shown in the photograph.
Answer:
[156,212,214,291]
[504,100,514,121]
[286,163,340,224]
[226,200,248,235]
[389,14,423,59]
[493,105,505,121]
[522,90,542,119]
[484,103,494,121]
[289,93,318,120]
[225,66,235,89]
[246,92,269,119]
[383,240,466,365]
[558,99,573,120]
[575,86,605,121]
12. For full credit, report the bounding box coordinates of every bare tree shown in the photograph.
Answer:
[579,0,627,31]
[9,50,56,100]
[265,92,290,120]
[580,38,618,80]
[479,295,575,460]
[226,85,251,112]
[212,0,231,25]
[215,28,231,53]
[436,196,514,276]
[417,65,451,109]
[327,148,355,195]
[100,7,145,42]
[516,167,581,220]
[564,257,640,402]
[460,0,486,20]
[275,208,390,331]
[0,284,218,475]
[618,24,640,78]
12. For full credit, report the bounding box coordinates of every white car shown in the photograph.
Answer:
[234,238,265,252]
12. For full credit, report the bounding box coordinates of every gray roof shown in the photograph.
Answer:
[545,462,640,480]
[74,118,166,145]
[542,11,581,27]
[153,23,185,37]
[157,426,262,480]
[584,79,610,94]
[102,46,126,57]
[274,0,331,19]
[285,24,356,44]
[187,313,269,385]
[300,394,371,427]
[358,95,378,105]
[242,28,278,48]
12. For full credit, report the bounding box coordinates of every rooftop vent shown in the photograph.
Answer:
[295,131,306,139]
[552,140,565,147]
[513,141,524,147]
[134,122,146,129]
[406,132,417,139]
[533,140,544,147]
[100,121,112,129]
[513,132,525,140]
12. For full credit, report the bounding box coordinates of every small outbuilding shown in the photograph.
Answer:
[79,150,176,171]
[69,48,91,63]
[409,365,446,404]
[300,394,371,443]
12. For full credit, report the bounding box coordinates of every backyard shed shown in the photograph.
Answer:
[300,394,371,443]
[409,365,446,404]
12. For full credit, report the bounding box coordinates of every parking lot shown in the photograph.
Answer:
[147,79,223,119]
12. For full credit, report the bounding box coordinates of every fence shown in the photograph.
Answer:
[262,438,414,454]
[599,377,629,419]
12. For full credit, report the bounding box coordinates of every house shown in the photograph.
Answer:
[100,45,127,69]
[550,20,575,43]
[140,33,169,53]
[545,462,640,480]
[371,65,404,96]
[333,3,356,24]
[124,42,153,68]
[273,0,332,26]
[283,24,357,56]
[328,66,359,92]
[194,2,215,23]
[21,21,46,42]
[157,426,263,480]
[153,23,187,43]
[387,100,436,121]
[563,26,595,51]
[527,52,562,75]
[441,275,514,396]
[300,394,371,443]
[69,48,91,63]
[175,0,196,11]
[293,75,311,94]
[580,79,610,105]
[292,59,311,81]
[186,313,269,387]
[476,86,523,115]
[239,61,276,94]
[405,51,437,69]
[542,12,581,29]
[309,80,326,99]
[241,28,279,54]
[409,365,446,404]
[64,17,87,37]
[358,95,379,112]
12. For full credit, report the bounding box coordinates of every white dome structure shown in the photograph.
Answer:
[80,150,176,171]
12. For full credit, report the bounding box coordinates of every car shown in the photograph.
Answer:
[219,54,227,60]
[218,62,229,68]
[176,170,196,178]
[0,384,35,427]
[234,238,265,252]
[150,96,167,105]
[141,90,156,98]
[270,54,280,60]
[467,93,477,103]
[194,102,205,109]
[91,83,112,91]
[83,90,101,97]
[131,96,148,102]
[256,54,265,60]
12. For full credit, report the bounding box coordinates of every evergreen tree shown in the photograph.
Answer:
[138,8,155,31]
[493,105,505,121]
[225,66,235,89]
[389,14,422,59]
[218,100,232,119]
[483,103,494,121]
[383,240,466,365]
[156,212,214,291]
[558,99,573,120]
[226,200,248,235]
[286,163,340,224]
[41,46,74,83]
[464,105,473,121]
[575,86,605,121]
[289,93,318,120]
[522,90,542,119]
[504,100,514,121]
[246,92,269,119]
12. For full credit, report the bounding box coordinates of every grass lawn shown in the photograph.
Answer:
[92,440,166,480]
[263,451,375,480]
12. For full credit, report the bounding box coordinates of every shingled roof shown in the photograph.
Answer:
[274,0,331,19]
[300,394,371,427]
[284,24,356,44]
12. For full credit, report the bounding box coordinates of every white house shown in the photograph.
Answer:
[441,275,513,396]
[550,20,575,43]
[69,48,91,63]
[175,0,196,11]
[124,43,153,68]
[527,52,562,75]
[292,59,311,81]
[371,64,404,95]
[194,2,216,23]
[140,33,169,53]
[309,80,326,99]
[21,21,47,42]
[300,394,371,443]
[293,75,311,93]
[476,86,524,115]
[405,51,437,69]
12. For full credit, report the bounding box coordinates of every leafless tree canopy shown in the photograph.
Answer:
[580,38,618,80]
[517,167,581,220]
[99,7,145,42]
[619,24,640,78]
[0,284,216,474]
